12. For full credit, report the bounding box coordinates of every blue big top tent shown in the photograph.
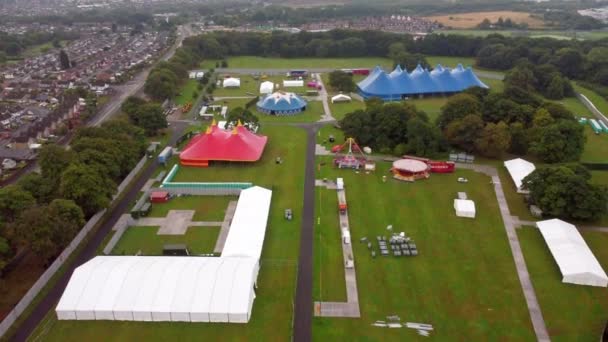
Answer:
[357,64,489,101]
[256,91,307,116]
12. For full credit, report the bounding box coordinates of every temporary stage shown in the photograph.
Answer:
[536,219,608,287]
[57,186,273,323]
[357,64,488,101]
[179,121,268,167]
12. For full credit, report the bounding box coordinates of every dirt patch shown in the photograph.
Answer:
[425,11,545,29]
[0,251,46,320]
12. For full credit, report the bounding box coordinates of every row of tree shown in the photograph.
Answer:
[121,96,168,136]
[0,30,79,57]
[0,120,145,271]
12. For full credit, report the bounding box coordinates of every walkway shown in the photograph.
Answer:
[134,210,222,235]
[313,73,335,122]
[314,184,361,318]
[214,201,238,253]
[457,163,550,342]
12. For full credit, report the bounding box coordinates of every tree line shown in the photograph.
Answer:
[0,30,79,59]
[0,120,145,272]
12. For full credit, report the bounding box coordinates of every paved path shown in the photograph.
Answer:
[293,125,318,342]
[314,185,361,318]
[214,201,238,254]
[314,73,335,122]
[457,163,550,342]
[11,122,189,342]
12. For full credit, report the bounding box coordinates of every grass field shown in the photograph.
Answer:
[575,83,608,115]
[146,195,236,222]
[31,125,307,341]
[426,11,545,29]
[312,157,535,340]
[224,56,393,69]
[518,228,608,341]
[426,56,476,69]
[174,79,201,105]
[329,100,365,121]
[111,226,220,255]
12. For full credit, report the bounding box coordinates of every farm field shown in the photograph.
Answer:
[518,228,608,341]
[28,125,307,341]
[312,157,536,340]
[110,226,220,255]
[425,11,545,29]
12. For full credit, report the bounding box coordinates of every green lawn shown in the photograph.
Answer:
[591,170,608,186]
[314,187,347,302]
[518,228,608,341]
[111,226,220,256]
[426,56,476,68]
[407,97,447,122]
[174,79,201,105]
[225,56,393,69]
[146,195,236,222]
[582,126,608,163]
[313,157,536,341]
[329,100,365,121]
[31,125,307,341]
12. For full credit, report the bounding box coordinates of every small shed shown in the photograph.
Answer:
[331,94,352,103]
[454,199,476,218]
[150,191,170,203]
[259,81,274,94]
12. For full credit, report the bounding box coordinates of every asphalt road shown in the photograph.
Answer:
[293,124,319,342]
[11,122,188,342]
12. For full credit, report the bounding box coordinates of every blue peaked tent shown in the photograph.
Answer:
[357,64,489,101]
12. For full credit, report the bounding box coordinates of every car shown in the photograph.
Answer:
[457,177,468,183]
[284,209,293,220]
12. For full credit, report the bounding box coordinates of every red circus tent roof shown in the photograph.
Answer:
[179,121,268,167]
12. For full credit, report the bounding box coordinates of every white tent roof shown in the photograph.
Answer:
[331,94,352,103]
[56,256,259,322]
[221,186,272,260]
[504,158,535,193]
[536,219,608,287]
[454,199,476,218]
[223,77,240,88]
[283,80,303,87]
[259,81,274,94]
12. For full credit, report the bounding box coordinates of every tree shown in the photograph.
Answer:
[0,185,36,224]
[393,52,430,71]
[59,49,71,69]
[478,18,492,29]
[474,121,511,157]
[406,118,444,157]
[530,120,585,163]
[532,108,554,128]
[46,199,85,247]
[437,93,481,129]
[226,107,259,128]
[387,42,406,61]
[444,114,484,152]
[328,70,355,92]
[504,66,537,92]
[111,23,118,33]
[508,122,528,155]
[18,173,56,204]
[523,165,607,221]
[131,103,167,135]
[60,163,116,217]
[121,96,146,117]
[545,75,565,100]
[38,144,74,190]
[144,68,178,100]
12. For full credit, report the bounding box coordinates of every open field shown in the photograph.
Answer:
[518,228,608,341]
[146,195,236,222]
[111,226,220,255]
[575,83,608,115]
[28,125,307,341]
[426,56,476,69]
[436,29,608,41]
[174,79,200,105]
[329,100,365,121]
[224,56,393,69]
[426,11,545,29]
[312,157,535,340]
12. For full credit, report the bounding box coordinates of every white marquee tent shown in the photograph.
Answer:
[331,94,352,103]
[283,80,303,88]
[222,77,241,88]
[222,186,272,260]
[454,199,476,218]
[536,219,608,287]
[57,186,273,323]
[259,81,274,94]
[504,158,535,194]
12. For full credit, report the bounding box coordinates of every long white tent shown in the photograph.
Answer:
[454,199,476,218]
[222,186,272,260]
[56,256,259,322]
[536,219,608,287]
[57,186,273,323]
[504,158,535,194]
